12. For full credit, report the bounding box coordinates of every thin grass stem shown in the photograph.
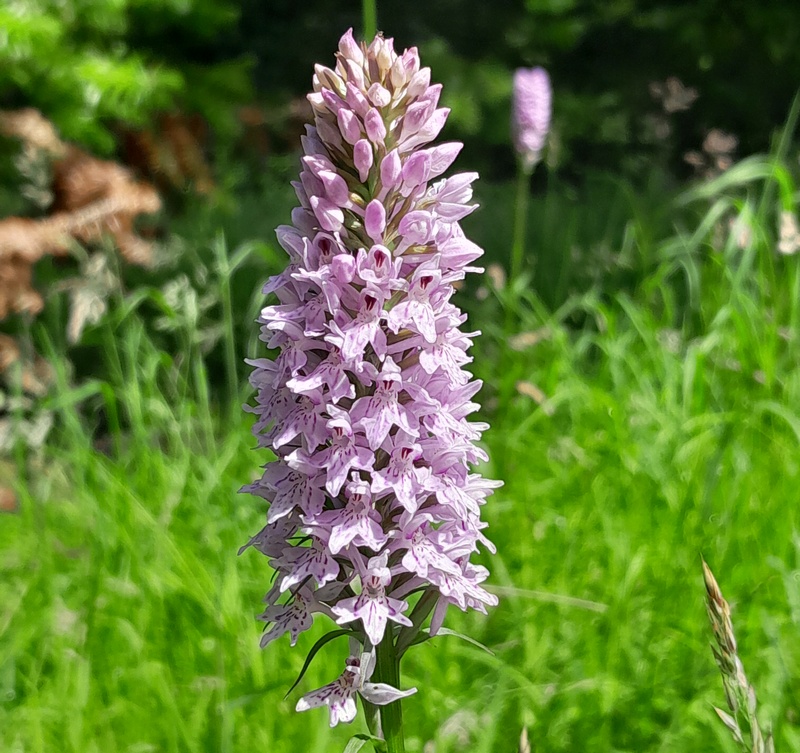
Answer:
[213,234,239,416]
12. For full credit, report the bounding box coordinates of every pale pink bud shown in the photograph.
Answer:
[402,108,450,151]
[366,35,383,60]
[297,175,318,205]
[315,65,345,96]
[401,100,434,140]
[315,118,344,151]
[401,47,420,79]
[353,139,374,182]
[380,149,402,190]
[321,88,346,114]
[375,37,394,75]
[390,57,408,90]
[300,125,326,156]
[307,91,326,114]
[418,83,442,110]
[367,83,391,108]
[401,151,431,195]
[338,28,364,67]
[365,200,387,242]
[364,108,387,144]
[406,67,431,100]
[302,153,335,174]
[318,170,350,206]
[345,82,370,117]
[310,196,344,232]
[337,109,362,145]
[344,59,366,90]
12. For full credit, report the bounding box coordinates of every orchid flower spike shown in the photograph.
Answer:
[241,27,501,728]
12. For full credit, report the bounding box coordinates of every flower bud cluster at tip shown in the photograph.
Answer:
[241,28,501,724]
[512,67,552,172]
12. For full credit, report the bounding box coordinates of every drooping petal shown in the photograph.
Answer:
[360,683,418,705]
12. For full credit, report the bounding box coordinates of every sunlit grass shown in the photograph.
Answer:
[2,150,799,752]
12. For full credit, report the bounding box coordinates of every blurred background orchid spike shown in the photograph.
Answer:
[512,67,552,174]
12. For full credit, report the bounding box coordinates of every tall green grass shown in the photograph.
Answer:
[2,147,799,752]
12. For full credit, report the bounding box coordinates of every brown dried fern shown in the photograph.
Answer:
[118,111,213,194]
[0,108,161,322]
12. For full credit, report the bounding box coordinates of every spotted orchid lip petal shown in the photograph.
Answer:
[242,27,501,727]
[295,652,416,727]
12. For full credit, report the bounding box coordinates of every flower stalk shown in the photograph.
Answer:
[510,164,530,283]
[510,67,551,280]
[375,633,405,753]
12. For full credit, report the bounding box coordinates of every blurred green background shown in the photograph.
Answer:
[1,1,799,752]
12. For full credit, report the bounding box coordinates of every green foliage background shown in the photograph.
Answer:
[1,2,800,753]
[237,0,799,178]
[0,0,251,151]
[3,0,798,172]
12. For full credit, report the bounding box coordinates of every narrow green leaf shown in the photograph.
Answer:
[343,733,386,753]
[284,629,351,699]
[434,627,495,655]
[413,627,496,656]
[229,240,272,273]
[40,379,106,411]
[753,400,800,445]
[395,589,438,657]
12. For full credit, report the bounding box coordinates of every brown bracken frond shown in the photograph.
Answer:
[0,108,162,325]
[118,112,214,194]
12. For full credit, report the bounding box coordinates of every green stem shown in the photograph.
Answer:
[375,633,405,753]
[362,0,377,41]
[510,163,532,281]
[361,695,382,740]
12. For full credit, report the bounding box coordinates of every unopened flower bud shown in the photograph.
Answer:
[338,28,364,66]
[365,199,387,242]
[337,109,362,145]
[380,149,402,190]
[364,108,387,144]
[353,139,374,181]
[315,65,346,96]
[367,83,391,108]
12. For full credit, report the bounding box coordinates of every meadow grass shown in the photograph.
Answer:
[1,154,799,752]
